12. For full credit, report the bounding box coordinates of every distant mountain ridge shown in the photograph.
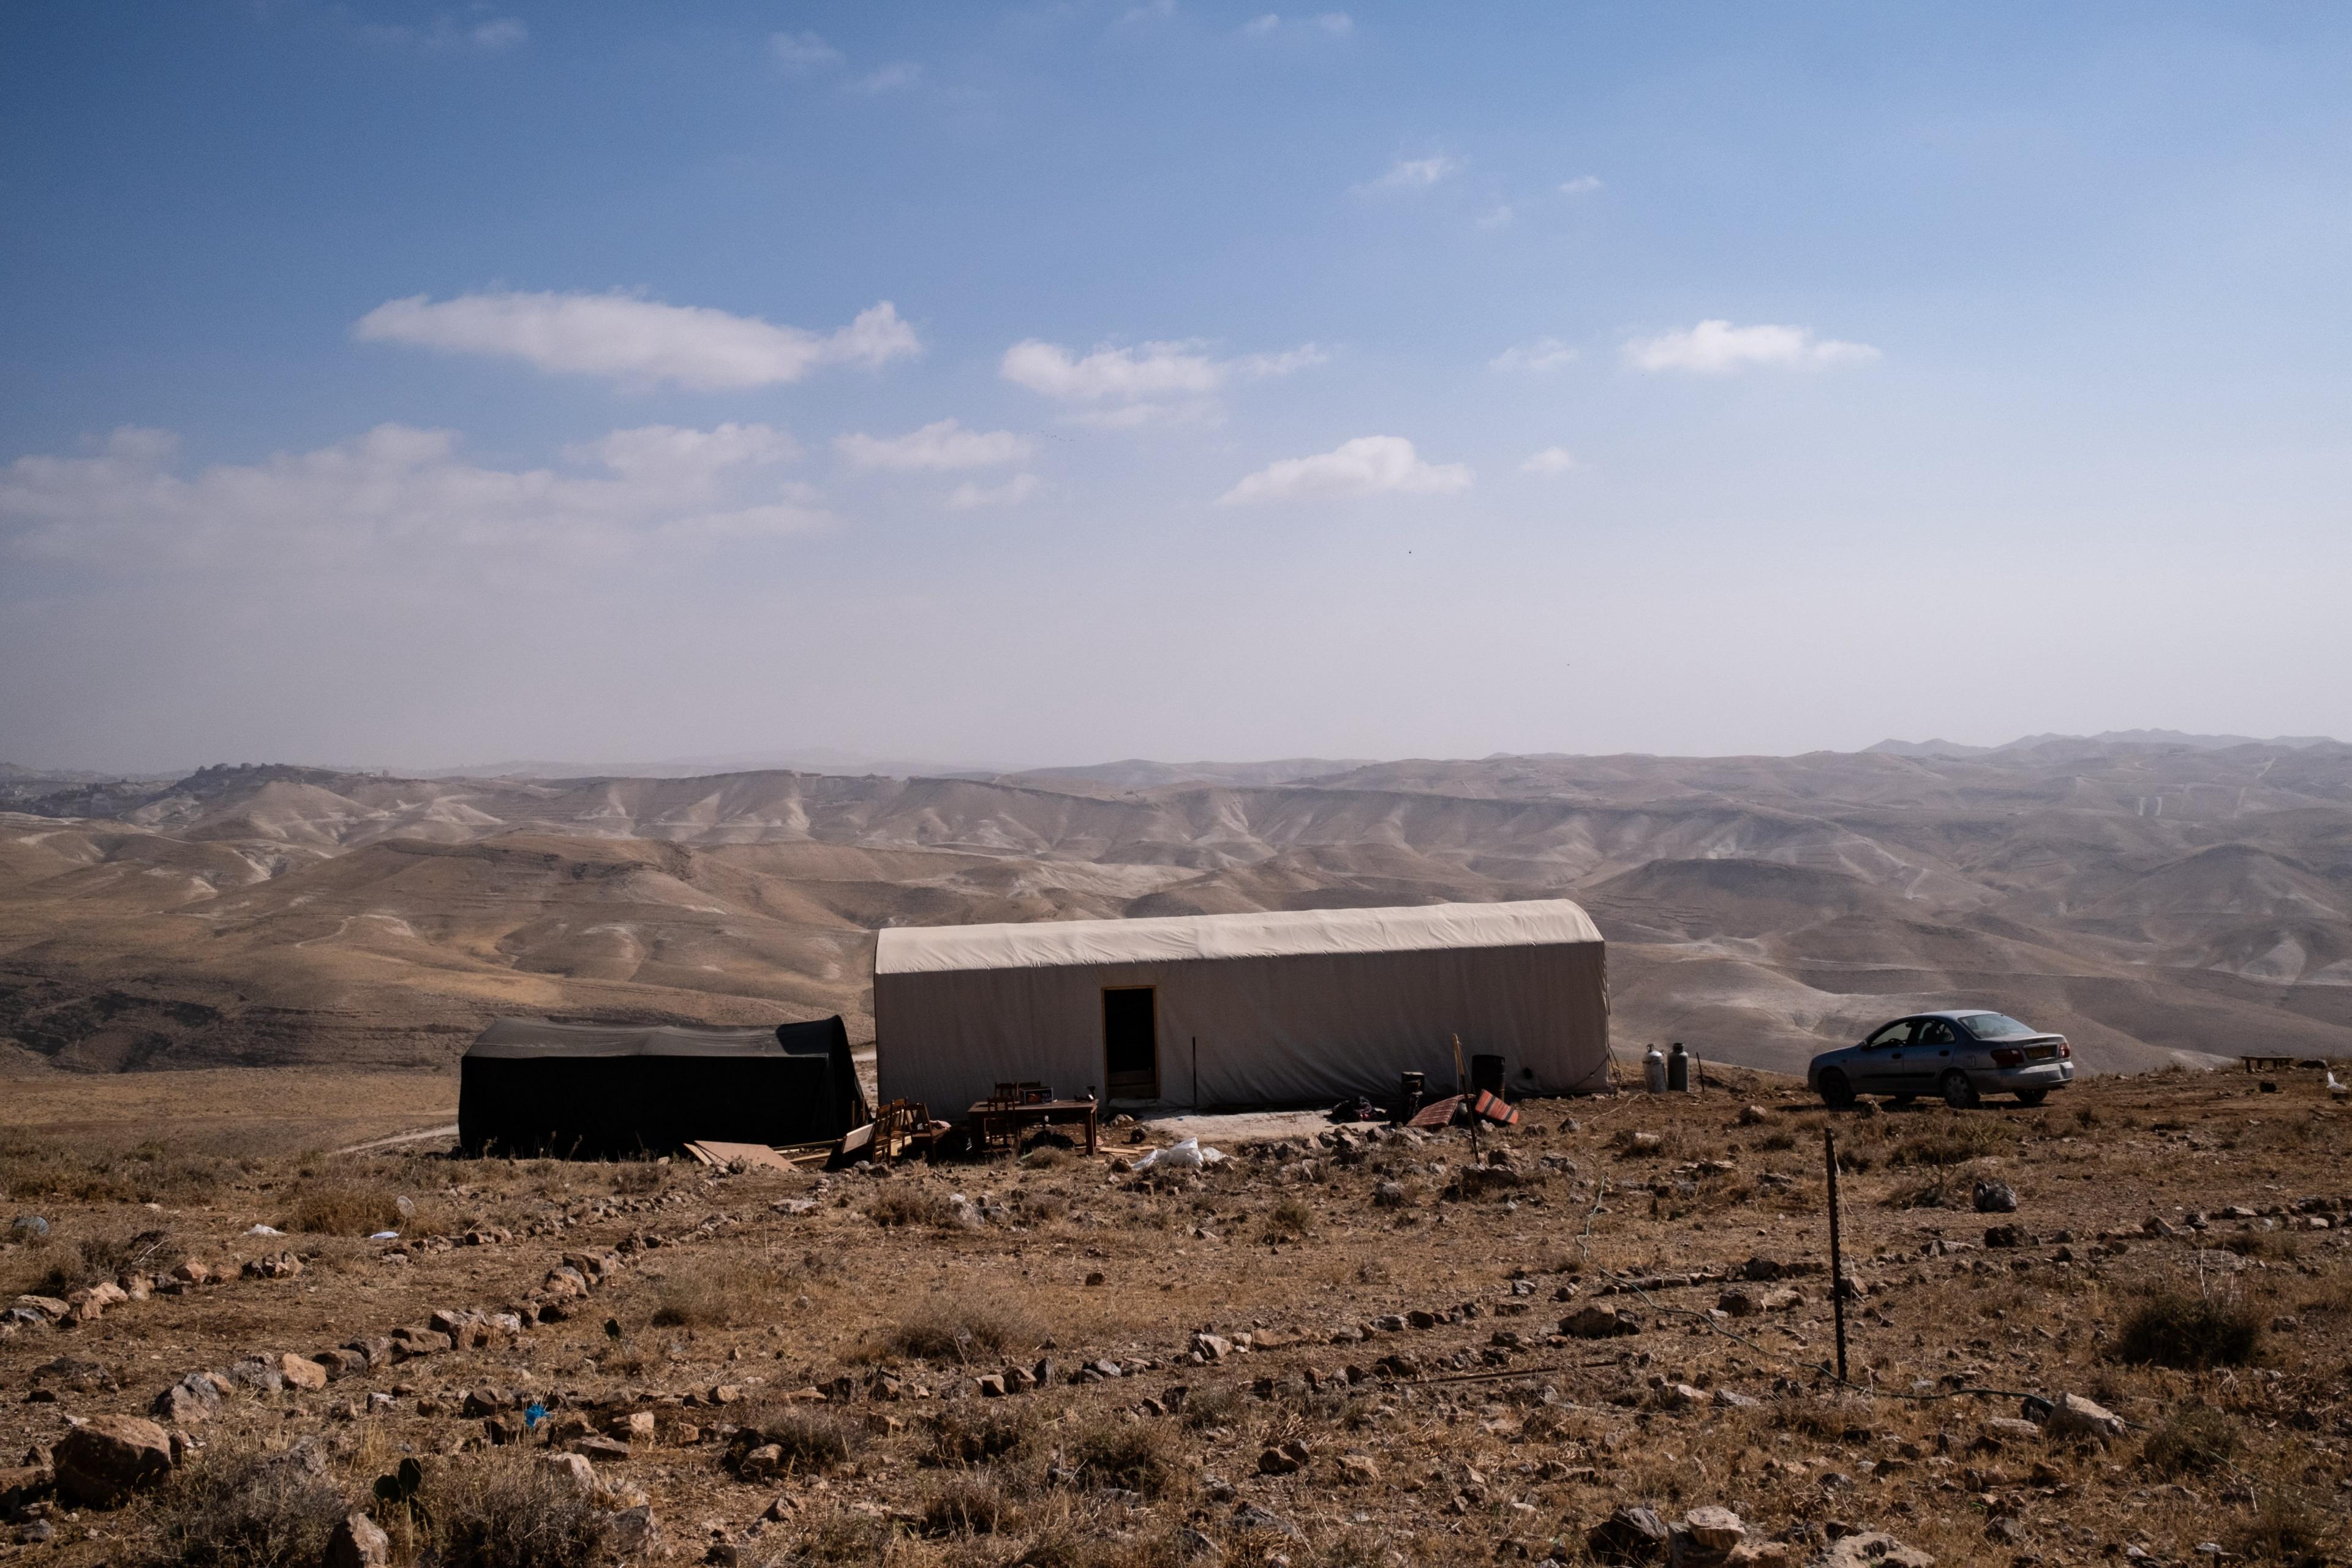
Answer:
[1870,729,2341,758]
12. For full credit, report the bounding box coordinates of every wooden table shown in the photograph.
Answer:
[968,1097,1099,1156]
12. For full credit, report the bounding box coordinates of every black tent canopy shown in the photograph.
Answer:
[458,1016,867,1157]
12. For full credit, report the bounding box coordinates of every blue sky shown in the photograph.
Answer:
[4,2,2349,772]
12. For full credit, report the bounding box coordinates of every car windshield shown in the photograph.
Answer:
[1961,1012,2038,1040]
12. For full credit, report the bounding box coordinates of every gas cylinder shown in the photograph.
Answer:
[1667,1042,1692,1093]
[1642,1046,1667,1094]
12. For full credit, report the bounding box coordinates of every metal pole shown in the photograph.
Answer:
[1823,1127,1849,1383]
[1192,1036,1199,1110]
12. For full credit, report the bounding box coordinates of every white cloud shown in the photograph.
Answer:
[353,292,919,390]
[836,419,1033,471]
[1363,155,1461,192]
[1240,12,1352,36]
[854,61,922,92]
[771,30,843,70]
[1624,319,1880,375]
[0,423,825,574]
[1520,447,1577,475]
[1558,174,1602,195]
[362,15,527,52]
[1063,399,1221,431]
[946,473,1044,510]
[1000,338,1321,426]
[1477,203,1515,230]
[1218,435,1471,505]
[1490,337,1578,373]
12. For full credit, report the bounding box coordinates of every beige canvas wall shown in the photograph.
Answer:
[874,938,1608,1117]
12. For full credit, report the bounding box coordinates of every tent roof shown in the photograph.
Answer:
[465,1016,846,1060]
[874,899,1600,977]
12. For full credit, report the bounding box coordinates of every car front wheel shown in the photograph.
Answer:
[1941,1071,1980,1109]
[1818,1069,1855,1109]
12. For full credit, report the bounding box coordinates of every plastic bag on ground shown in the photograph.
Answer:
[1131,1136,1224,1171]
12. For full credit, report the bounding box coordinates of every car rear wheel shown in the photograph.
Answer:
[1819,1069,1855,1109]
[1940,1071,1980,1109]
[2014,1088,2048,1107]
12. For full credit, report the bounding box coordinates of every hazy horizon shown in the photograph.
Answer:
[7,4,2350,774]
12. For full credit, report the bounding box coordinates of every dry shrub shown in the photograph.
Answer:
[2139,1404,2239,1477]
[285,1182,403,1237]
[425,1455,609,1568]
[1888,1120,2013,1168]
[1261,1197,1314,1240]
[2114,1289,2263,1370]
[611,1160,668,1194]
[919,1474,1013,1536]
[1020,1144,1069,1169]
[791,1509,894,1563]
[864,1300,1036,1363]
[1178,1385,1245,1431]
[1751,1129,1798,1152]
[2229,1485,2335,1567]
[1015,1189,1069,1223]
[0,1136,246,1206]
[24,1226,174,1296]
[868,1186,967,1230]
[647,1251,788,1329]
[146,1446,349,1568]
[1066,1416,1181,1498]
[922,1403,1041,1468]
[753,1408,864,1472]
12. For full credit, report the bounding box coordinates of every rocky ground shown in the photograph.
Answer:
[0,1062,2344,1567]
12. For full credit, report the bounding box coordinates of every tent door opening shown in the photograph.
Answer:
[1102,986,1159,1099]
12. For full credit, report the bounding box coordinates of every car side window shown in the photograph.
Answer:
[1865,1021,1915,1049]
[1916,1020,1957,1046]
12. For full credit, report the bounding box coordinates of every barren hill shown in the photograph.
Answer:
[5,740,2351,1079]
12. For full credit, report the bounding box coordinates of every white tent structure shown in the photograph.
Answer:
[873,899,1608,1116]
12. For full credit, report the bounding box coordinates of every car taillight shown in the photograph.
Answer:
[1991,1047,2024,1068]
[2058,1041,2071,1058]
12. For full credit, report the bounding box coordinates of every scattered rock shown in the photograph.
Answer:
[1588,1504,1671,1562]
[1972,1181,2019,1215]
[2041,1393,2125,1441]
[1230,1501,1301,1539]
[1983,1224,2030,1249]
[537,1452,595,1489]
[1811,1531,1934,1567]
[1561,1305,1642,1339]
[54,1414,173,1507]
[277,1354,328,1392]
[324,1511,391,1568]
[1337,1453,1379,1485]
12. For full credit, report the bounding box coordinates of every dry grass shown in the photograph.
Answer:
[868,1186,969,1230]
[922,1403,1043,1468]
[646,1251,789,1329]
[145,1445,349,1568]
[19,1225,175,1296]
[424,1453,611,1568]
[284,1180,403,1236]
[864,1300,1038,1363]
[2115,1287,2264,1370]
[1065,1415,1182,1498]
[2139,1404,2239,1477]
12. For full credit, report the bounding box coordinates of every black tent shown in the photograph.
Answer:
[458,1016,867,1158]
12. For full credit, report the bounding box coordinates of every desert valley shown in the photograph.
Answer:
[6,735,2350,1084]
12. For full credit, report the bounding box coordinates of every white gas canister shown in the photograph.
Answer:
[1642,1046,1668,1095]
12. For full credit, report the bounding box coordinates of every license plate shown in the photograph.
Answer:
[2026,1046,2055,1061]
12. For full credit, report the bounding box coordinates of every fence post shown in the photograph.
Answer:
[1823,1126,1849,1383]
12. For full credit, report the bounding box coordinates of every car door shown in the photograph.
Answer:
[1853,1019,1917,1093]
[1907,1018,1961,1093]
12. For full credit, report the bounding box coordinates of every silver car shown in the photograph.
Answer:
[1808,1010,2075,1109]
